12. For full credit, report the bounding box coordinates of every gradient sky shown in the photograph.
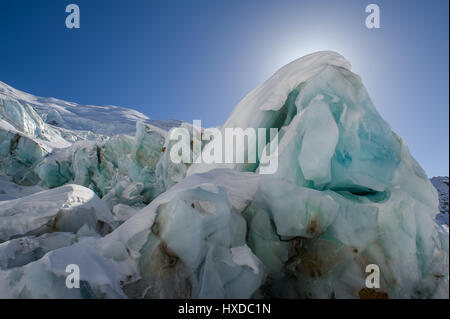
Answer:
[0,0,448,177]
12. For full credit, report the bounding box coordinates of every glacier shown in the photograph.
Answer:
[0,51,448,299]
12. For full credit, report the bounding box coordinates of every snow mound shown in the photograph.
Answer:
[0,184,114,242]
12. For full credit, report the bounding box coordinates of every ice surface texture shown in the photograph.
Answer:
[0,52,447,298]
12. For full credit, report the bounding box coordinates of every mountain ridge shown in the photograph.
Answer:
[0,80,181,136]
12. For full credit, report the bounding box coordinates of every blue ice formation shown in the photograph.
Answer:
[0,52,447,298]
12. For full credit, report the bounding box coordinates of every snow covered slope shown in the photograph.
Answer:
[0,81,181,136]
[0,172,43,201]
[0,184,114,242]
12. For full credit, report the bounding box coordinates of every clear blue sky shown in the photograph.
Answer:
[0,0,448,177]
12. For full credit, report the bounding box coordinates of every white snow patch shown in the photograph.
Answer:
[231,245,260,275]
